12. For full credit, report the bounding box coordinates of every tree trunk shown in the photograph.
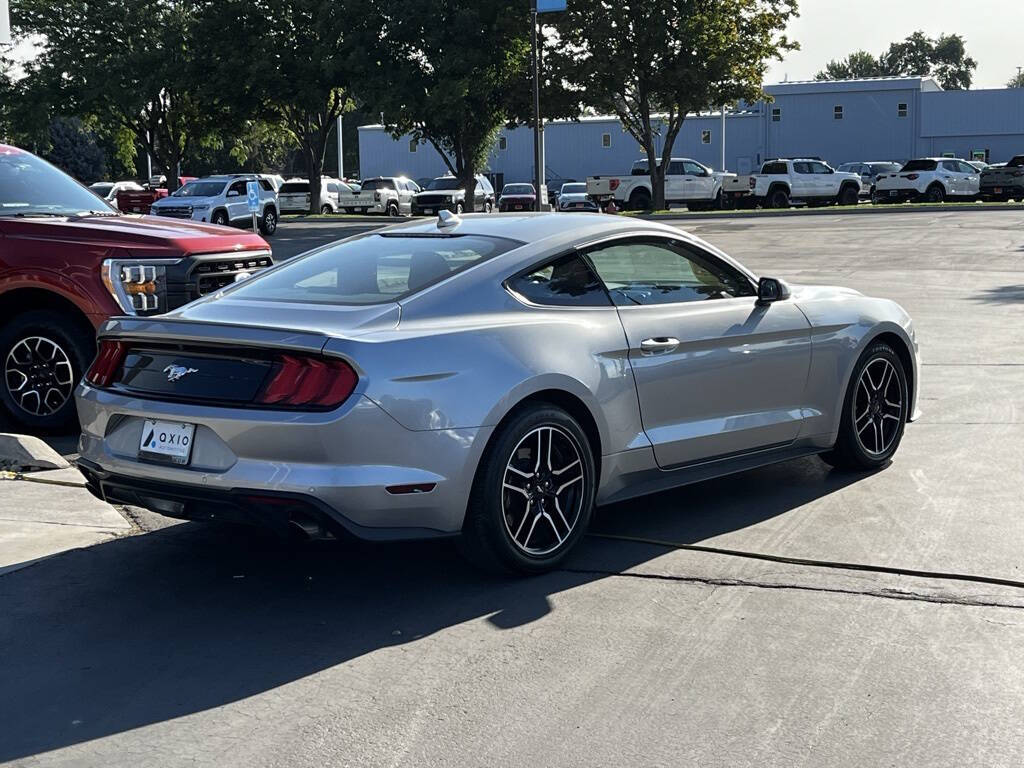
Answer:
[651,163,666,211]
[459,157,476,214]
[306,143,323,214]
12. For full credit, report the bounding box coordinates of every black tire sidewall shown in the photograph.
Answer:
[836,342,909,468]
[260,207,277,235]
[462,406,596,575]
[770,188,789,208]
[212,210,229,226]
[0,310,95,432]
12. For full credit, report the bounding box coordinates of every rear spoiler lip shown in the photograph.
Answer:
[97,316,331,356]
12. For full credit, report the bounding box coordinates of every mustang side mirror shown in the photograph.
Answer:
[757,276,791,304]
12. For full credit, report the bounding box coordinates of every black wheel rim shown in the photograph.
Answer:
[501,425,586,556]
[264,210,276,232]
[853,357,903,456]
[4,336,75,417]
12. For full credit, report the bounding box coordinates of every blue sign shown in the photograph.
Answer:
[536,0,566,11]
[246,181,260,213]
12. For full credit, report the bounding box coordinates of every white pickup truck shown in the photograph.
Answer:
[724,158,862,209]
[586,158,735,211]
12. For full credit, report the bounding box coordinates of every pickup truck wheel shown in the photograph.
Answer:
[259,207,277,235]
[0,310,94,432]
[628,189,651,211]
[387,202,399,217]
[767,187,790,209]
[455,202,465,215]
[923,184,945,203]
[838,185,859,206]
[320,204,332,215]
[211,210,229,226]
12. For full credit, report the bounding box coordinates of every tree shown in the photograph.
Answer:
[14,0,232,189]
[198,0,356,213]
[361,1,532,205]
[815,50,883,81]
[1009,71,1024,89]
[551,0,798,210]
[816,31,977,90]
[43,117,105,182]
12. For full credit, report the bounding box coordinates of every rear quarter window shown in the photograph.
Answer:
[901,160,938,172]
[761,162,788,175]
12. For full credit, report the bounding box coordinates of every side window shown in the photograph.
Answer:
[958,161,976,174]
[667,160,685,175]
[327,183,339,194]
[228,180,247,196]
[793,162,813,174]
[682,161,705,176]
[762,161,787,175]
[585,239,755,307]
[258,179,273,191]
[771,107,781,122]
[941,161,958,173]
[810,161,831,174]
[507,253,611,308]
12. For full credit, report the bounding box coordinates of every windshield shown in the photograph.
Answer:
[174,180,227,197]
[426,177,461,191]
[0,146,116,216]
[871,163,902,174]
[901,159,938,172]
[279,182,309,194]
[502,184,534,195]
[561,183,586,194]
[225,233,521,305]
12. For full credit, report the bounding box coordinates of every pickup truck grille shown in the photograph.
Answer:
[191,254,274,296]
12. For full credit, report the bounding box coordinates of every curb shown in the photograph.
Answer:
[625,202,1024,222]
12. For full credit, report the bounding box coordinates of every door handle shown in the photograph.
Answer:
[640,337,680,353]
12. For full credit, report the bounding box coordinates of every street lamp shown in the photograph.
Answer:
[531,0,566,211]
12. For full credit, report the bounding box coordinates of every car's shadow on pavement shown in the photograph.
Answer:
[0,455,863,761]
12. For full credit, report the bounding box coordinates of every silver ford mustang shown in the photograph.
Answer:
[76,212,920,574]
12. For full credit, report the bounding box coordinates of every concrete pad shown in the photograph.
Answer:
[0,432,70,471]
[0,478,129,529]
[21,467,89,487]
[0,520,120,575]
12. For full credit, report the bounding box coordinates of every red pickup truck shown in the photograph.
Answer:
[116,175,197,214]
[0,144,273,431]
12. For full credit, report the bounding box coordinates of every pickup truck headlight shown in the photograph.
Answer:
[101,259,174,315]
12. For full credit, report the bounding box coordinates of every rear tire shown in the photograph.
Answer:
[923,183,945,203]
[0,310,95,432]
[458,405,596,575]
[628,189,651,211]
[320,204,332,215]
[767,187,790,209]
[838,185,859,206]
[820,341,908,471]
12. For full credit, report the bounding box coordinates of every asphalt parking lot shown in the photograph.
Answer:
[2,209,1024,766]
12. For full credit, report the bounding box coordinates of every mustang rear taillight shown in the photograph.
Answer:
[256,354,358,409]
[85,340,127,387]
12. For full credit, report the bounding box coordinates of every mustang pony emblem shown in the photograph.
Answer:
[163,364,199,382]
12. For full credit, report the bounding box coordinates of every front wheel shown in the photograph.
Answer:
[923,184,945,203]
[0,310,95,432]
[320,204,332,215]
[459,405,596,575]
[838,185,859,206]
[821,342,908,471]
[387,202,399,217]
[455,201,465,215]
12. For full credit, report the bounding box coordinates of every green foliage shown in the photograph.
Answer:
[13,0,232,188]
[42,117,106,182]
[1008,72,1024,89]
[815,50,883,81]
[361,0,532,199]
[815,32,977,90]
[550,0,798,209]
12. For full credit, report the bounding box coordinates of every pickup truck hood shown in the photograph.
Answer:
[152,195,218,208]
[0,213,268,254]
[789,283,863,302]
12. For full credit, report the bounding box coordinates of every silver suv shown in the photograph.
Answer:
[150,175,279,235]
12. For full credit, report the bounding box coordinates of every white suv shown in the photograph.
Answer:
[277,177,346,214]
[150,174,279,235]
[874,158,981,203]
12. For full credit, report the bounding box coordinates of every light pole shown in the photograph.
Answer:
[336,115,344,179]
[531,0,566,211]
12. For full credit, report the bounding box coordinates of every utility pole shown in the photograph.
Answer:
[531,3,542,211]
[720,105,726,171]
[342,113,350,180]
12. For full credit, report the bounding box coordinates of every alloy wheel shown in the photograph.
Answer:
[4,336,75,417]
[501,425,586,556]
[263,209,277,233]
[853,357,903,456]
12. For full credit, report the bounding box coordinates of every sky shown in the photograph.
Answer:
[764,0,1024,89]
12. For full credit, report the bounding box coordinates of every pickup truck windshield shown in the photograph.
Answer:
[901,160,938,172]
[174,181,227,197]
[426,178,462,191]
[0,147,117,216]
[225,234,521,305]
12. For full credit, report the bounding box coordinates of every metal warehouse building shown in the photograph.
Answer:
[357,77,1024,186]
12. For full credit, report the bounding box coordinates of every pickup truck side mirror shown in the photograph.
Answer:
[757,276,791,304]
